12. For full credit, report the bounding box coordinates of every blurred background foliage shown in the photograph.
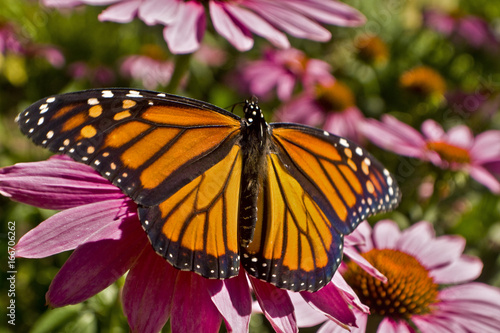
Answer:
[1,0,500,332]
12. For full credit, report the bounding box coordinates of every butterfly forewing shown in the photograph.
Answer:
[271,124,400,235]
[17,89,242,206]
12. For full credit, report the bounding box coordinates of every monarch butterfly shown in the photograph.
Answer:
[17,89,400,292]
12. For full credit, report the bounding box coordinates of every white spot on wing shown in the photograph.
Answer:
[46,97,56,103]
[102,90,114,98]
[339,138,349,147]
[88,98,99,105]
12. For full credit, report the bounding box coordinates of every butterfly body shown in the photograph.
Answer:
[18,89,400,292]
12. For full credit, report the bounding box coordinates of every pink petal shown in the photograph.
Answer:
[288,291,328,327]
[245,2,331,42]
[439,282,500,308]
[344,246,387,282]
[412,315,459,333]
[251,278,297,333]
[378,318,414,333]
[209,271,252,332]
[209,3,254,51]
[330,274,369,313]
[46,217,149,307]
[372,219,402,249]
[429,255,483,284]
[224,4,290,49]
[16,199,136,258]
[414,235,466,269]
[163,2,205,54]
[421,119,445,140]
[396,221,435,255]
[138,0,180,25]
[0,157,124,210]
[360,116,426,158]
[446,125,474,149]
[171,272,222,333]
[470,130,500,162]
[98,0,141,23]
[349,221,374,253]
[123,247,178,333]
[300,282,356,328]
[285,0,366,27]
[468,165,500,193]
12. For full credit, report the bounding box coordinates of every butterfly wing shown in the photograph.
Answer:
[17,89,244,278]
[242,123,400,292]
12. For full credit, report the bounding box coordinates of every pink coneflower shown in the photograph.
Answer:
[1,156,368,332]
[361,115,500,193]
[276,80,366,143]
[42,0,366,54]
[240,47,334,101]
[423,9,500,52]
[295,220,500,332]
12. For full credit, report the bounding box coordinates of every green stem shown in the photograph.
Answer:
[165,53,192,93]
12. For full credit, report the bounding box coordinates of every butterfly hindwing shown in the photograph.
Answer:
[17,89,242,206]
[271,124,400,235]
[139,145,242,278]
[242,153,343,292]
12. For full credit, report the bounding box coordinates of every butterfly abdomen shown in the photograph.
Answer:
[239,98,269,247]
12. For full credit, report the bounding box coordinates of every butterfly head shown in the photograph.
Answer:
[243,96,265,126]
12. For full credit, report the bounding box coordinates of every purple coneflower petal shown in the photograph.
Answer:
[138,0,180,25]
[0,156,124,210]
[224,4,290,49]
[413,235,465,269]
[46,217,149,307]
[209,2,254,51]
[379,318,414,332]
[16,199,135,258]
[245,2,331,42]
[446,125,474,149]
[98,0,140,23]
[163,2,205,54]
[300,282,356,329]
[429,255,483,284]
[209,271,252,332]
[372,219,402,249]
[286,0,366,27]
[396,221,435,254]
[468,165,500,193]
[170,272,222,333]
[251,278,297,333]
[470,130,500,162]
[123,246,178,333]
[288,292,328,327]
[421,119,445,140]
[344,246,386,282]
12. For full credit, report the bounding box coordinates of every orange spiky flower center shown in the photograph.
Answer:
[344,249,439,319]
[426,141,471,164]
[399,66,447,97]
[314,81,356,112]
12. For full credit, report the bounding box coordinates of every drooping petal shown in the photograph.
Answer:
[46,216,149,307]
[208,270,252,333]
[122,246,178,333]
[138,0,181,25]
[98,0,141,23]
[171,271,223,333]
[344,246,386,282]
[252,278,297,333]
[16,199,135,258]
[163,2,206,54]
[378,318,414,333]
[0,156,124,210]
[224,3,290,49]
[300,282,356,329]
[245,1,331,42]
[468,165,500,193]
[288,292,328,327]
[429,255,483,284]
[209,2,254,51]
[285,0,366,26]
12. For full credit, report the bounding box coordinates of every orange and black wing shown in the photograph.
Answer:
[242,123,400,292]
[17,89,244,277]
